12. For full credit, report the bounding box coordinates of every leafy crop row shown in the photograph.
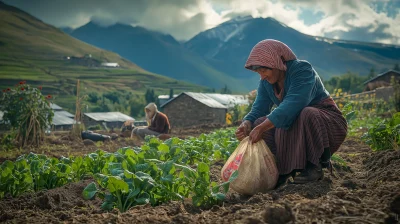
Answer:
[0,128,239,212]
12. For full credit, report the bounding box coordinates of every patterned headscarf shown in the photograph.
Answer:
[245,39,297,72]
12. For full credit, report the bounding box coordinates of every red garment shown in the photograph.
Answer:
[148,112,170,134]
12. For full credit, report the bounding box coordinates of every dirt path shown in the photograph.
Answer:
[0,138,399,224]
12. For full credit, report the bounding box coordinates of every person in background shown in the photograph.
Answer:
[235,39,348,186]
[131,103,170,139]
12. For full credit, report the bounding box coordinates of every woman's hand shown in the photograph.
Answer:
[249,125,264,143]
[249,118,275,143]
[235,120,252,141]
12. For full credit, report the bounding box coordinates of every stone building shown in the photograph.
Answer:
[160,92,228,128]
[364,70,400,91]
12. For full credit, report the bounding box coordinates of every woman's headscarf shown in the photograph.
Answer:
[245,39,297,72]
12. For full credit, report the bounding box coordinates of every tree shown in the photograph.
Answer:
[0,81,53,147]
[129,95,146,118]
[145,88,156,104]
[367,68,376,79]
[220,84,232,94]
[323,72,368,94]
[103,91,120,104]
[88,92,99,103]
[394,63,400,71]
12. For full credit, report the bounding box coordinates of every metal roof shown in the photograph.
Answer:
[363,70,400,85]
[55,110,75,118]
[205,93,249,107]
[50,103,63,110]
[84,112,134,122]
[161,92,227,109]
[52,111,75,126]
[158,94,178,99]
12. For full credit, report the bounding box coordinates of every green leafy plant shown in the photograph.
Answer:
[0,81,53,147]
[0,159,33,198]
[361,112,400,151]
[0,128,241,211]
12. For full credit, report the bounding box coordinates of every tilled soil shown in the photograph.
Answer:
[0,138,399,224]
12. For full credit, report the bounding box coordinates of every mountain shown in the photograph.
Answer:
[0,2,207,111]
[185,16,400,84]
[69,16,400,92]
[69,22,245,91]
[60,26,74,34]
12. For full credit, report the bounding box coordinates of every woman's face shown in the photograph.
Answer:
[255,67,280,84]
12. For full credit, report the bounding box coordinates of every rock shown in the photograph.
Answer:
[342,179,358,189]
[262,203,295,224]
[110,133,118,140]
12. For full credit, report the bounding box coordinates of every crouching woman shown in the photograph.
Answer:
[236,39,347,185]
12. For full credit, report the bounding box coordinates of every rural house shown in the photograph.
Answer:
[0,111,7,131]
[160,92,228,128]
[101,62,120,68]
[52,111,75,131]
[83,112,134,129]
[50,103,76,131]
[363,70,400,91]
[50,103,63,111]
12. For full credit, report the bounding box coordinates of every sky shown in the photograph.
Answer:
[3,0,400,45]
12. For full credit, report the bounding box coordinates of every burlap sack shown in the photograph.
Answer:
[221,136,279,195]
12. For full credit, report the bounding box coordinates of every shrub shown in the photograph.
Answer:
[0,81,53,147]
[361,112,400,151]
[88,124,102,131]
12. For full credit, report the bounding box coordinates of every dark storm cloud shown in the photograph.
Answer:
[3,0,210,40]
[2,0,399,44]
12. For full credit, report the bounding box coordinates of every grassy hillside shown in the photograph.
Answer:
[69,22,247,92]
[0,2,208,114]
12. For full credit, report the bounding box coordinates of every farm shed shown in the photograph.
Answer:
[363,70,400,91]
[0,110,7,131]
[83,112,134,129]
[50,103,63,111]
[160,92,227,128]
[52,111,75,131]
[54,110,74,119]
[101,62,120,68]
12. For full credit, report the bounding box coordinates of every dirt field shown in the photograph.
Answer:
[0,131,399,223]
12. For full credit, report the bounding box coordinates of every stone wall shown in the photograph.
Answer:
[376,86,394,102]
[163,94,227,128]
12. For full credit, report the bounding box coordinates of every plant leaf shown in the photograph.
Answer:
[83,182,98,200]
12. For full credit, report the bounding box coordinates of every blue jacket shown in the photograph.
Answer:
[243,59,330,129]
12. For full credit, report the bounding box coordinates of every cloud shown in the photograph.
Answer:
[3,0,400,44]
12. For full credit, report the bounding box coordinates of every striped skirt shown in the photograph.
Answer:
[253,97,348,175]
